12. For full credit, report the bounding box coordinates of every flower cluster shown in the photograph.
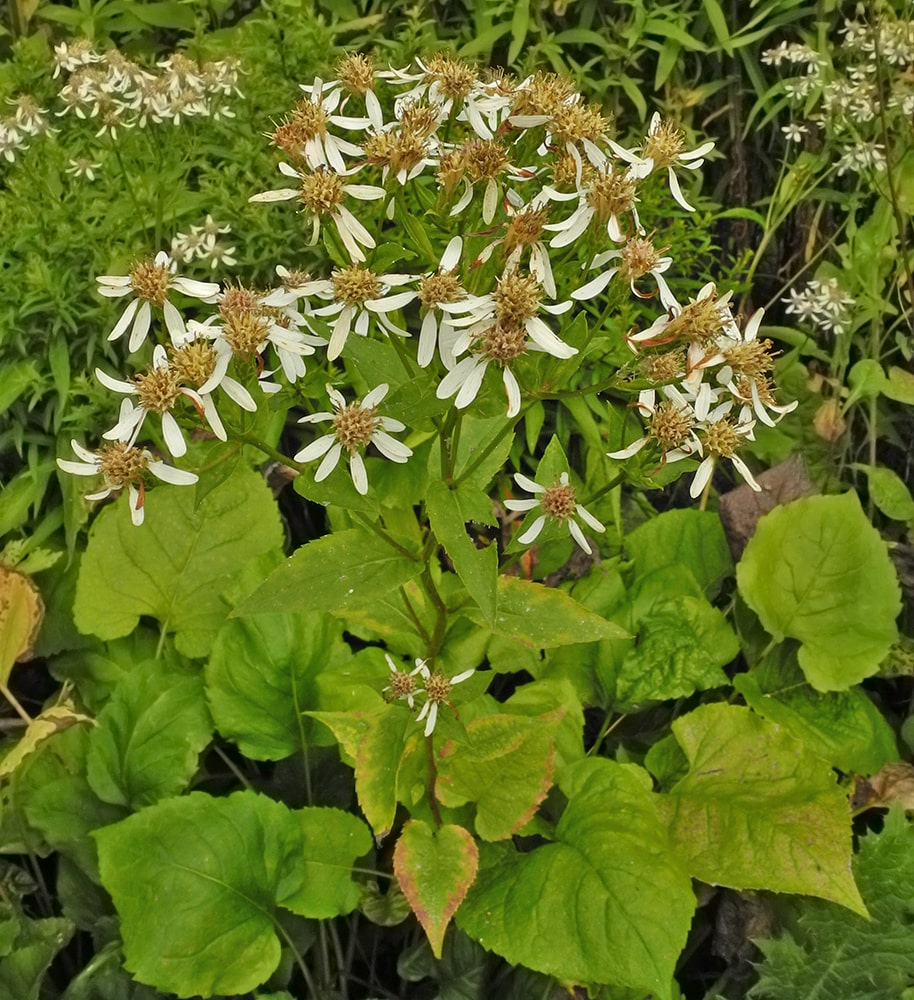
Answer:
[54,42,241,136]
[59,55,793,526]
[0,96,54,164]
[783,276,856,337]
[383,655,475,737]
[766,10,914,170]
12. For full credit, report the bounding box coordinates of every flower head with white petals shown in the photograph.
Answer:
[415,665,475,737]
[57,439,197,526]
[505,471,605,554]
[294,383,412,495]
[609,112,714,212]
[96,250,220,353]
[383,655,428,710]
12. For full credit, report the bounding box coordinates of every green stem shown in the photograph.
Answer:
[424,734,443,827]
[582,472,624,507]
[454,409,526,486]
[273,916,319,997]
[420,566,448,659]
[585,713,627,757]
[0,684,31,725]
[232,433,306,472]
[399,585,430,644]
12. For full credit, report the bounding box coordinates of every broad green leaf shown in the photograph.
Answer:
[752,808,914,1000]
[0,915,73,1000]
[457,759,694,997]
[736,494,900,691]
[74,467,283,658]
[86,657,212,809]
[293,457,380,516]
[883,365,914,405]
[663,703,865,913]
[0,565,43,686]
[206,612,351,760]
[436,713,561,841]
[290,808,372,918]
[17,727,127,879]
[500,678,585,770]
[235,527,421,617]
[310,704,423,839]
[616,595,736,704]
[854,464,914,522]
[95,791,366,997]
[465,576,628,648]
[426,481,497,625]
[733,651,896,774]
[625,509,732,598]
[394,821,478,958]
[452,414,516,489]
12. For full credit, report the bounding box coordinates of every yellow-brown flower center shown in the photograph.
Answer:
[333,402,380,453]
[463,139,509,181]
[336,53,375,95]
[511,72,577,119]
[479,322,527,362]
[170,341,218,388]
[643,119,686,168]
[289,96,329,141]
[398,102,442,138]
[299,169,346,214]
[640,348,685,383]
[129,258,170,306]
[494,271,540,326]
[540,483,577,521]
[387,670,418,700]
[723,338,775,379]
[700,418,740,458]
[436,148,467,193]
[504,208,548,255]
[587,167,637,223]
[424,672,453,704]
[664,294,732,343]
[419,271,464,308]
[331,265,382,306]
[134,364,182,413]
[97,441,149,488]
[550,101,612,142]
[619,238,665,281]
[650,401,694,451]
[423,54,476,102]
[363,128,427,175]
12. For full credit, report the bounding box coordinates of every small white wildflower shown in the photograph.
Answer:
[505,471,605,554]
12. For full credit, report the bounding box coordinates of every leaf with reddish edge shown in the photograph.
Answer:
[309,705,422,840]
[394,821,478,958]
[435,712,561,841]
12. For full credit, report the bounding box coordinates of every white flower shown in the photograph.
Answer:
[57,438,197,526]
[307,264,417,361]
[415,666,476,737]
[294,383,412,495]
[415,237,483,367]
[689,395,760,498]
[608,112,714,212]
[544,162,642,246]
[96,346,208,458]
[249,164,385,263]
[383,655,428,709]
[66,157,102,181]
[96,250,220,353]
[572,238,676,310]
[607,387,701,466]
[781,122,809,142]
[505,471,605,555]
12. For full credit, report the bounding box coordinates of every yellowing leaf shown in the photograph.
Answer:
[394,821,478,958]
[0,703,93,779]
[0,565,43,685]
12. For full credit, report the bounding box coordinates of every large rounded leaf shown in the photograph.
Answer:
[736,493,900,691]
[457,759,694,998]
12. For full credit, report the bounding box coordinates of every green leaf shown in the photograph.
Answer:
[465,576,628,648]
[736,494,900,691]
[662,703,865,913]
[436,713,561,841]
[206,612,351,760]
[95,791,367,997]
[751,808,914,1000]
[625,508,732,598]
[617,594,736,704]
[457,759,694,998]
[426,481,497,625]
[733,648,896,774]
[310,704,423,839]
[0,915,73,1000]
[702,0,731,48]
[235,527,421,617]
[74,467,283,658]
[452,414,515,490]
[290,808,372,918]
[846,359,887,405]
[854,464,914,522]
[394,821,478,958]
[86,657,212,809]
[883,365,914,405]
